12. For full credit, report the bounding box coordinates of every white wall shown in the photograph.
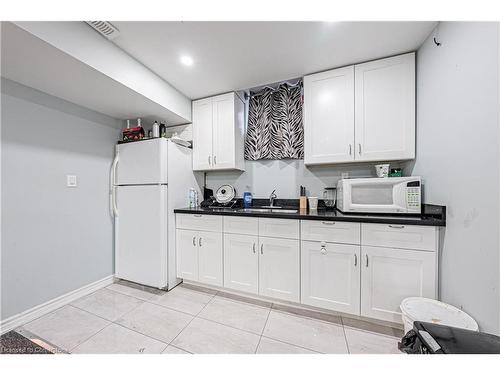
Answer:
[411,22,500,334]
[1,79,121,320]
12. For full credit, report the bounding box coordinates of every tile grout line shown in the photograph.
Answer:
[162,288,219,353]
[67,301,171,353]
[340,316,351,354]
[254,306,272,354]
[259,334,324,354]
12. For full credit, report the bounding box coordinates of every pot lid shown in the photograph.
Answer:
[215,184,236,203]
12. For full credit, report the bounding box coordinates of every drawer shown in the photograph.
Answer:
[176,213,223,232]
[258,218,299,239]
[224,216,259,235]
[301,220,360,245]
[361,223,438,252]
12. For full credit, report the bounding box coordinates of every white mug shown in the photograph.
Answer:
[308,197,318,210]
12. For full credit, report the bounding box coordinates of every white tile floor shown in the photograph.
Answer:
[17,282,404,354]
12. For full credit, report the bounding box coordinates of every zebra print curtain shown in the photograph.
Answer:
[245,81,304,160]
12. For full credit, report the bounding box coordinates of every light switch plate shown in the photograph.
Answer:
[66,175,77,187]
[341,172,349,179]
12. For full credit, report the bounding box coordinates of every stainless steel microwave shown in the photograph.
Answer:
[336,177,421,214]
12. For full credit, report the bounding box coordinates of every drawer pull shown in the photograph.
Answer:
[192,236,196,246]
[199,237,202,247]
[194,214,202,218]
[354,253,357,266]
[253,243,256,254]
[322,221,336,225]
[388,225,405,229]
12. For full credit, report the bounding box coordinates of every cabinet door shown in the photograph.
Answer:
[354,53,415,162]
[304,66,355,165]
[198,231,223,287]
[259,237,300,303]
[301,241,360,315]
[176,229,198,281]
[192,98,213,170]
[212,93,235,170]
[223,233,258,294]
[360,245,436,323]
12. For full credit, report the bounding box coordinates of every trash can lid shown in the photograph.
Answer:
[400,297,479,331]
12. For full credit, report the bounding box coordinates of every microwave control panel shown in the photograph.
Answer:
[406,187,421,209]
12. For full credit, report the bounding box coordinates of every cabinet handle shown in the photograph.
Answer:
[322,221,335,225]
[260,243,264,255]
[192,236,196,246]
[208,155,211,165]
[194,214,202,218]
[214,155,217,165]
[365,254,369,267]
[349,144,352,155]
[388,225,405,229]
[253,243,256,254]
[199,237,202,247]
[358,143,362,155]
[354,253,357,267]
[320,245,327,255]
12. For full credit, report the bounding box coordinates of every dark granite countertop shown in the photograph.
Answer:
[174,200,446,227]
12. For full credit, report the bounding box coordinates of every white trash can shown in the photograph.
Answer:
[400,297,479,333]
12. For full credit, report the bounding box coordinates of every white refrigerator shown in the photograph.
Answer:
[110,138,201,289]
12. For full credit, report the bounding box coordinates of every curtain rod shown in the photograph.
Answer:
[245,80,303,100]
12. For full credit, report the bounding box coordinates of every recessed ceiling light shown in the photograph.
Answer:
[180,55,194,67]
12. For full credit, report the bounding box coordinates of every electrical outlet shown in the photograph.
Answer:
[66,175,77,187]
[341,172,349,179]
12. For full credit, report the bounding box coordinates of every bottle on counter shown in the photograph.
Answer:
[188,188,198,208]
[152,121,160,138]
[243,192,252,208]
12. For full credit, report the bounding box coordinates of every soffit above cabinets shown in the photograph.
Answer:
[1,22,191,125]
[111,21,437,99]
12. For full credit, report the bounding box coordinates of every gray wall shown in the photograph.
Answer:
[1,79,121,320]
[206,160,388,199]
[410,22,500,334]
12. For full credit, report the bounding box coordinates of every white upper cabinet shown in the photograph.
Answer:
[192,98,213,170]
[304,66,355,165]
[355,53,415,161]
[304,53,415,165]
[192,92,245,171]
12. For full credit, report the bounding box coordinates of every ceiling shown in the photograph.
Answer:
[112,21,437,99]
[1,23,188,124]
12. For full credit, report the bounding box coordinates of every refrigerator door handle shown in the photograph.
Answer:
[110,154,119,217]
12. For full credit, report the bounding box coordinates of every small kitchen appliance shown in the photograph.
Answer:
[323,187,337,208]
[336,176,421,214]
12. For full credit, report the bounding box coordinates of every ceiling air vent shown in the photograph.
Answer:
[85,21,120,40]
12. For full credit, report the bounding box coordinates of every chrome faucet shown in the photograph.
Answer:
[269,189,277,207]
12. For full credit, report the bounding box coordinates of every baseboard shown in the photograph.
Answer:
[0,275,115,335]
[184,280,404,330]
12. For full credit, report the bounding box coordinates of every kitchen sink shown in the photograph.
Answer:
[237,208,298,214]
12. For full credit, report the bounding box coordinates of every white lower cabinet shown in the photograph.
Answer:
[176,229,199,282]
[198,231,223,287]
[259,237,300,302]
[223,233,259,294]
[176,229,222,287]
[360,245,436,323]
[177,214,440,325]
[301,240,361,315]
